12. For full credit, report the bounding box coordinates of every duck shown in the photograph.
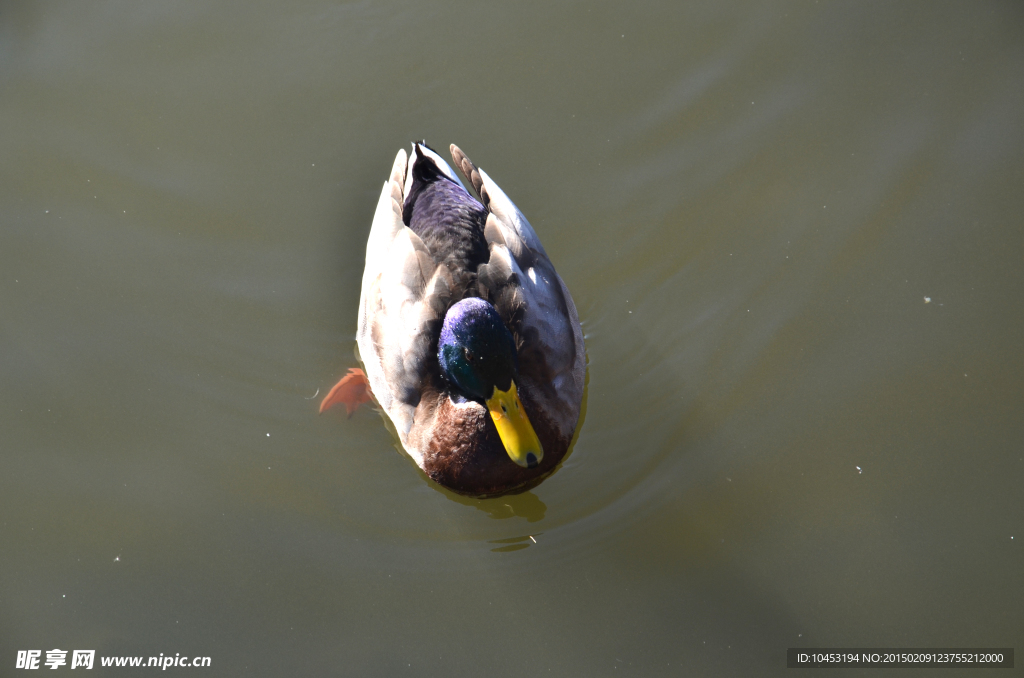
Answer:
[322,142,585,497]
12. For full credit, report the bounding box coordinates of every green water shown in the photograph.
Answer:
[2,1,1021,675]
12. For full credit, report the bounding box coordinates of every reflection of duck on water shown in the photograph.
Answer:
[322,142,585,497]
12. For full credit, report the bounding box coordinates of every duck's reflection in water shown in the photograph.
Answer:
[440,488,547,523]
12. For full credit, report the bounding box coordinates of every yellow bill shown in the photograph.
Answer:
[486,380,543,468]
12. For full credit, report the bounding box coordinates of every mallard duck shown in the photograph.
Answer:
[323,142,585,497]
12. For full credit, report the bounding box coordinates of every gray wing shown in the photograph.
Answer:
[356,149,452,464]
[450,145,585,440]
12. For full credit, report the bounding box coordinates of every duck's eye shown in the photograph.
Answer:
[501,403,507,414]
[463,347,473,362]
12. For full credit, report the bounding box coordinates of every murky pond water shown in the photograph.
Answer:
[2,1,1021,675]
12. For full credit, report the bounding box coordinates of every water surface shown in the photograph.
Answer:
[2,1,1022,675]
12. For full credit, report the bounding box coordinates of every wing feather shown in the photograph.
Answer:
[450,144,548,258]
[357,149,452,460]
[455,153,584,440]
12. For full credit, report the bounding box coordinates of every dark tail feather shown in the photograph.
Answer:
[403,142,453,225]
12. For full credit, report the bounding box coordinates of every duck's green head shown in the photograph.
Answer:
[438,298,543,469]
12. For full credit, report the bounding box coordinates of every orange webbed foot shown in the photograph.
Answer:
[320,367,372,417]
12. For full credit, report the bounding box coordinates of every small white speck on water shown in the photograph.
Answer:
[529,536,537,543]
[924,296,931,303]
[856,466,862,474]
[266,433,270,437]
